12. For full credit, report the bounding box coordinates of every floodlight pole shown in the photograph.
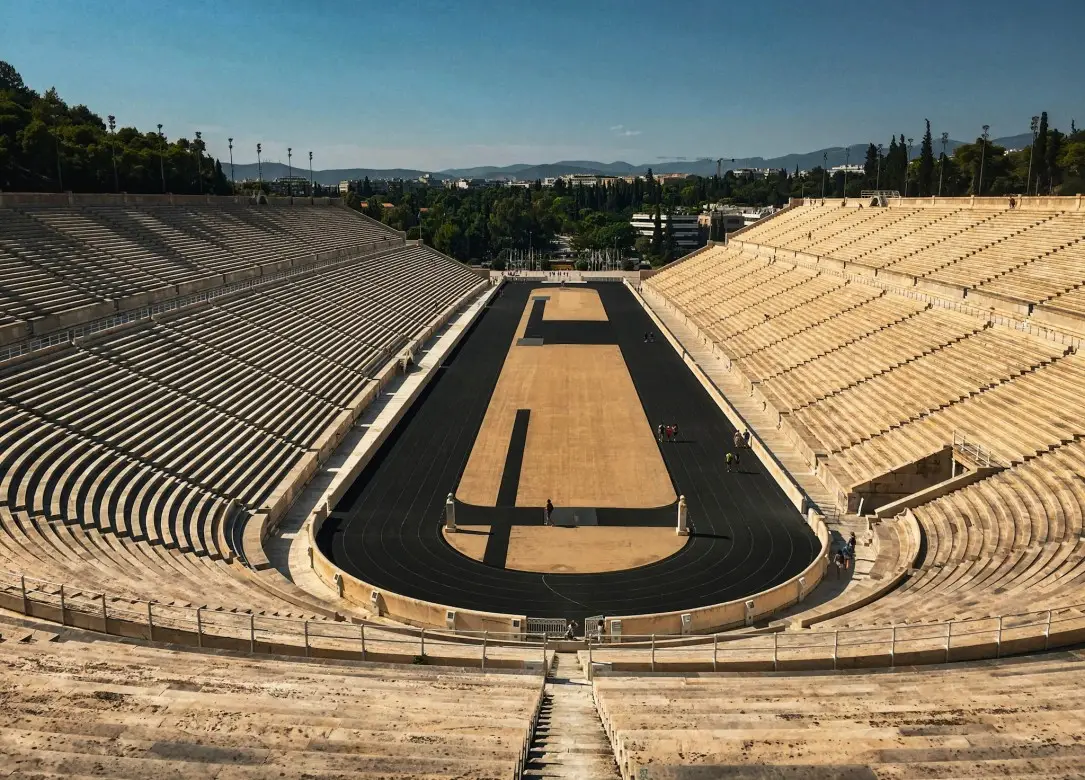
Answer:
[195,130,203,194]
[158,124,166,193]
[938,133,948,197]
[821,152,827,200]
[904,138,914,197]
[287,147,293,197]
[1027,115,1039,197]
[108,114,119,193]
[843,147,850,198]
[309,151,313,196]
[228,137,235,188]
[978,125,989,196]
[256,143,263,190]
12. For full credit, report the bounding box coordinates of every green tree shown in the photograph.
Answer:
[918,120,935,196]
[1046,129,1064,194]
[1034,111,1049,193]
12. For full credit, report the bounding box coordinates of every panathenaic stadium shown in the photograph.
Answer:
[3,190,1085,779]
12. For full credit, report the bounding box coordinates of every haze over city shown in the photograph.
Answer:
[5,0,1083,171]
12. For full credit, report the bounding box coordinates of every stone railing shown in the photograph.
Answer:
[589,601,1085,673]
[0,568,543,668]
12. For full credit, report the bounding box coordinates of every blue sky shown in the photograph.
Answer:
[4,0,1082,170]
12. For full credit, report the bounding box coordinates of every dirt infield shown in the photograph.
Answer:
[444,525,687,574]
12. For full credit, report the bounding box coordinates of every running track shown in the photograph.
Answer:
[318,282,819,621]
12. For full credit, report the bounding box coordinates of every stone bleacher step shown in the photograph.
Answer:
[525,654,620,779]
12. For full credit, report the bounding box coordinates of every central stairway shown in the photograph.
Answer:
[524,652,620,779]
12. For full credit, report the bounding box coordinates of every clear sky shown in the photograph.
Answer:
[3,0,1082,171]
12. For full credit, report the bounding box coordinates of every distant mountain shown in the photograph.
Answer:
[225,162,447,186]
[221,133,1029,185]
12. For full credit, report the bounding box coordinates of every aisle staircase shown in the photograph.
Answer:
[523,653,619,779]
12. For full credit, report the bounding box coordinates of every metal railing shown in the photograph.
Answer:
[953,430,995,468]
[586,604,1083,674]
[0,569,545,664]
[5,566,1082,673]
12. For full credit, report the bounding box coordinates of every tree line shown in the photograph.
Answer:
[3,59,1081,266]
[0,61,230,194]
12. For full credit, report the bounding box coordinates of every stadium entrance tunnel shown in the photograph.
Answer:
[315,281,821,624]
[850,444,1005,515]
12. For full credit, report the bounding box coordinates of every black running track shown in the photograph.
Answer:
[318,282,819,621]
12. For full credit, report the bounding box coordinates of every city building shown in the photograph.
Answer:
[562,173,600,187]
[269,176,311,196]
[731,167,783,179]
[630,212,703,251]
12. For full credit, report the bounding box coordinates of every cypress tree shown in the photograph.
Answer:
[887,137,900,191]
[1034,112,1049,193]
[919,120,935,196]
[1046,129,1064,194]
[863,143,878,183]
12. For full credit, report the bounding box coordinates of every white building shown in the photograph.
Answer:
[731,167,781,179]
[630,212,702,251]
[828,164,865,175]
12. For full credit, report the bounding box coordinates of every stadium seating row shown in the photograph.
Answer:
[0,203,401,336]
[735,201,1085,310]
[645,209,1085,629]
[594,651,1085,779]
[0,243,484,620]
[0,619,543,780]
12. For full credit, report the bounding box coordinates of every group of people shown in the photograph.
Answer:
[657,423,680,443]
[642,330,657,343]
[724,429,752,472]
[833,532,858,575]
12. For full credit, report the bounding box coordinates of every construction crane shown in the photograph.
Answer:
[716,157,735,178]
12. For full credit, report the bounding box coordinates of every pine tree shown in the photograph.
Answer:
[918,120,935,196]
[1034,112,1049,193]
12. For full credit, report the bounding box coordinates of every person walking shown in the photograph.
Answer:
[743,429,751,448]
[733,430,743,450]
[545,498,554,525]
[725,451,735,472]
[657,423,665,443]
